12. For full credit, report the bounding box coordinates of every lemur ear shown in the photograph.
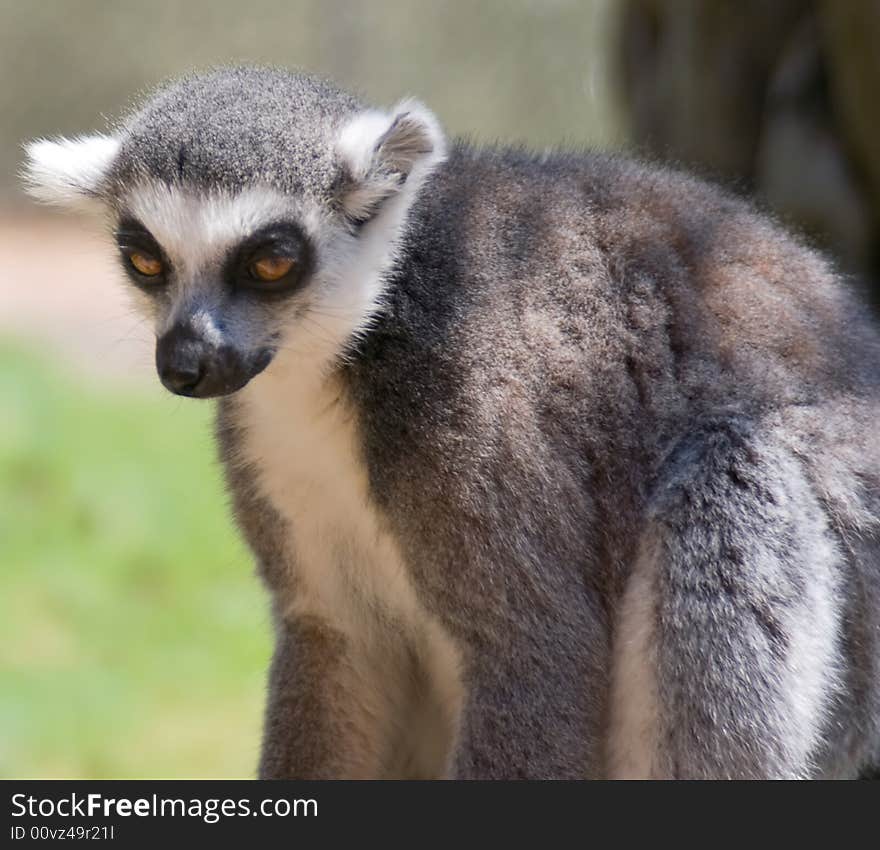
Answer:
[21,134,120,209]
[335,99,446,225]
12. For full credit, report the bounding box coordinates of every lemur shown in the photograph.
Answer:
[23,67,880,779]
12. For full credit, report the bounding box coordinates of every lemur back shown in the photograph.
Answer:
[23,67,880,778]
[347,145,880,777]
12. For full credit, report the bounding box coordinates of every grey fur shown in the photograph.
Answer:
[343,145,880,778]
[106,67,362,200]
[23,67,880,778]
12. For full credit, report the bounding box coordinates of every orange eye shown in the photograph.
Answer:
[128,251,163,277]
[251,256,295,282]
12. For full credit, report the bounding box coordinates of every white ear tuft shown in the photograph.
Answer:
[336,100,446,224]
[21,134,120,209]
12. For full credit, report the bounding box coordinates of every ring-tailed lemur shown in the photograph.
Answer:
[23,67,880,779]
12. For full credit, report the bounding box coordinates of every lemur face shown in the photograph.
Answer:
[22,67,446,398]
[110,183,328,398]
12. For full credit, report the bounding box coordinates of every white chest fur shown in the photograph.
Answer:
[237,359,465,776]
[238,361,410,626]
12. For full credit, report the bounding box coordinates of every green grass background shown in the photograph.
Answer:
[0,341,270,777]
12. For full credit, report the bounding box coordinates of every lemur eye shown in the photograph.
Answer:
[250,256,295,282]
[128,251,164,277]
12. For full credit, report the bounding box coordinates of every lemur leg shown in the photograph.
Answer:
[259,612,459,779]
[608,420,843,779]
[260,612,418,779]
[259,614,381,779]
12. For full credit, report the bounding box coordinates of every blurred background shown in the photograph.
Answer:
[1,0,878,778]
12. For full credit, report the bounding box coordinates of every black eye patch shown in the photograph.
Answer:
[226,221,315,295]
[114,216,170,286]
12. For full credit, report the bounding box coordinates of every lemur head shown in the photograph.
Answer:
[22,67,445,397]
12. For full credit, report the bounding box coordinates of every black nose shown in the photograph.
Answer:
[155,321,273,398]
[161,361,204,396]
[156,324,208,397]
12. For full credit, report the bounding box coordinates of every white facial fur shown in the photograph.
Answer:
[121,180,317,337]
